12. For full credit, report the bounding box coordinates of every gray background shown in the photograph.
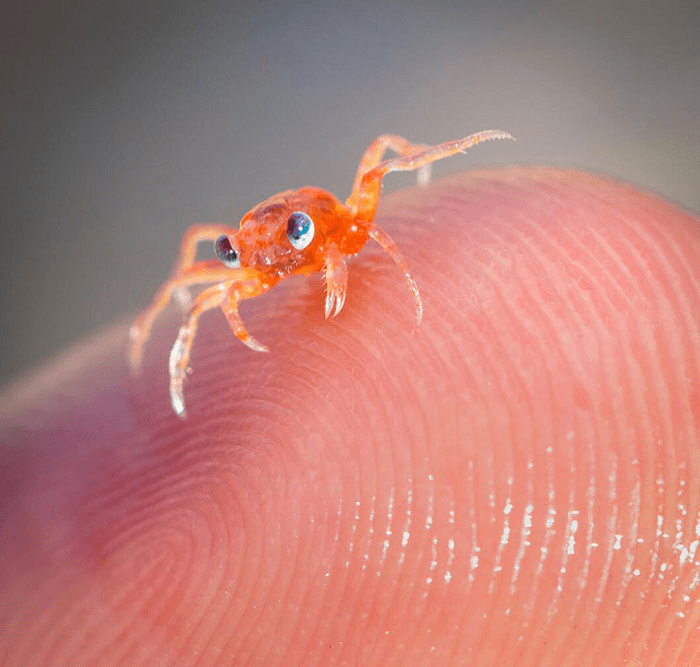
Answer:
[1,0,698,387]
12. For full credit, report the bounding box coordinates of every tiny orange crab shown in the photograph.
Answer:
[129,130,514,416]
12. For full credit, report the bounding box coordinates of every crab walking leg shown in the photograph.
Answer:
[221,280,271,353]
[374,130,515,177]
[323,243,349,318]
[369,225,423,325]
[172,223,240,271]
[169,270,271,417]
[169,283,231,417]
[169,223,240,309]
[351,135,429,196]
[347,130,515,220]
[129,260,236,373]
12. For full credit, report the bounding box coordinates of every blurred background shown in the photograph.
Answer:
[1,0,698,387]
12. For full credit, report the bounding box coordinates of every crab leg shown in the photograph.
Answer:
[351,134,429,196]
[169,272,271,417]
[347,130,515,221]
[172,223,239,271]
[323,243,349,318]
[129,260,235,373]
[169,283,229,418]
[369,225,423,325]
[221,279,270,353]
[168,223,240,309]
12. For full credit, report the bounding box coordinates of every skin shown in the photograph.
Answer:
[1,167,700,666]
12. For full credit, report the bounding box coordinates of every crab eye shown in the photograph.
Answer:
[215,235,240,268]
[286,211,315,250]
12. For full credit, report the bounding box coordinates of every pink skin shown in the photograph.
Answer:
[2,167,700,666]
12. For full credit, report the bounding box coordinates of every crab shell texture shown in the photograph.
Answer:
[235,187,365,279]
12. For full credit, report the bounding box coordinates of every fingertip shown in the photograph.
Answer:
[3,167,699,665]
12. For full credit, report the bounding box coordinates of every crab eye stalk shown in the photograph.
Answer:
[215,235,240,268]
[287,212,315,250]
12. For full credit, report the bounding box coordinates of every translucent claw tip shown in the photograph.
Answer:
[243,336,269,353]
[173,397,187,419]
[324,289,346,319]
[415,303,423,327]
[333,289,346,317]
[169,376,187,417]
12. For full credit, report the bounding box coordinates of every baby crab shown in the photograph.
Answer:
[129,130,514,416]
